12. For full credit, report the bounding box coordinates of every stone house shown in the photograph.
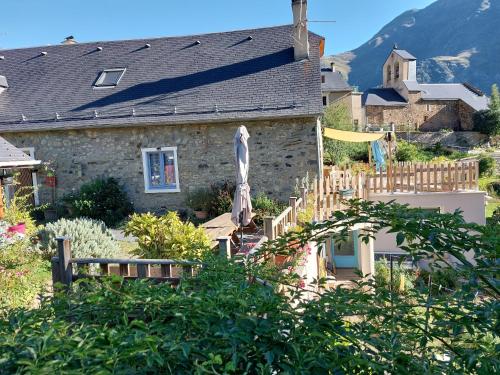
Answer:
[321,62,363,128]
[0,2,325,212]
[363,47,489,131]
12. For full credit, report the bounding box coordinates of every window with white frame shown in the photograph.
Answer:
[94,68,126,88]
[141,147,180,193]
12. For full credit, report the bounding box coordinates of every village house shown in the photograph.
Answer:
[0,1,325,212]
[363,46,489,131]
[321,62,363,128]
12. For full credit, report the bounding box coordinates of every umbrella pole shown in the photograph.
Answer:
[239,211,244,249]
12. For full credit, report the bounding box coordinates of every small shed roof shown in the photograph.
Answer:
[362,88,408,107]
[0,136,41,168]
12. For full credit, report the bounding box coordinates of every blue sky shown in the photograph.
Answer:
[1,0,435,54]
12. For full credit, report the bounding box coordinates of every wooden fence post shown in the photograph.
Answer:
[264,217,274,241]
[56,237,72,288]
[51,256,61,287]
[289,197,297,225]
[217,236,232,259]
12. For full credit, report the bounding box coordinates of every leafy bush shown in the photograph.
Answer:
[125,211,211,259]
[63,178,133,226]
[207,181,236,217]
[0,201,498,373]
[38,218,120,260]
[185,188,212,211]
[0,239,50,309]
[478,155,496,177]
[395,141,421,162]
[251,193,286,226]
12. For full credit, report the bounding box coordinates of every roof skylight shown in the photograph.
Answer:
[94,68,126,88]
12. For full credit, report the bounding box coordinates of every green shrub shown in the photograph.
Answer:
[395,141,421,162]
[125,212,211,259]
[478,156,496,177]
[185,188,212,211]
[63,178,133,226]
[473,109,500,136]
[251,193,286,226]
[0,240,50,309]
[207,181,235,217]
[38,218,120,260]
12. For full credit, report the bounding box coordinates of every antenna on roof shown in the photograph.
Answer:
[393,43,399,50]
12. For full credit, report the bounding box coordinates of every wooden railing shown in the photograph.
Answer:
[263,188,307,241]
[51,237,203,288]
[367,161,479,194]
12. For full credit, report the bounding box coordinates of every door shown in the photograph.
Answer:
[330,230,359,268]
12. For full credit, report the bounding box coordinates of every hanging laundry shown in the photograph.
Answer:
[371,140,386,172]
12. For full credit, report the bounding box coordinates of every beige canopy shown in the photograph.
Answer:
[324,128,385,143]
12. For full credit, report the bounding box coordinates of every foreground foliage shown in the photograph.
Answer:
[0,241,50,309]
[0,201,498,373]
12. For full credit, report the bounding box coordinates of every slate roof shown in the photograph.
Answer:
[419,83,489,111]
[0,136,40,167]
[0,25,323,132]
[393,49,416,61]
[321,65,351,92]
[362,88,407,107]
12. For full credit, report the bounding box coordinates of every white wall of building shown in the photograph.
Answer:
[368,191,486,254]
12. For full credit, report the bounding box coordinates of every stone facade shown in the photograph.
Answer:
[365,99,476,132]
[4,117,320,212]
[366,48,480,131]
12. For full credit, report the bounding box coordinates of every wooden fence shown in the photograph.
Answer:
[263,190,306,241]
[51,237,203,287]
[367,161,479,194]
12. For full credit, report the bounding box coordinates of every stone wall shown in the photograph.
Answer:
[365,99,475,132]
[4,117,320,212]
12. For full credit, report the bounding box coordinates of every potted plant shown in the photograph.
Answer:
[41,162,56,187]
[185,188,212,220]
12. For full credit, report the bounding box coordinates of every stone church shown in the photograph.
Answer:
[363,46,489,131]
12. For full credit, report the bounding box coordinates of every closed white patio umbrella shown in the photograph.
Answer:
[231,125,252,228]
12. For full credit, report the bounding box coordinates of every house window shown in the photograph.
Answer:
[424,115,429,122]
[322,95,328,106]
[141,147,180,193]
[426,104,431,111]
[394,62,400,79]
[386,65,392,83]
[94,68,126,88]
[321,75,326,83]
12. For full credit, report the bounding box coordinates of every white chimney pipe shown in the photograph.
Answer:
[292,0,309,61]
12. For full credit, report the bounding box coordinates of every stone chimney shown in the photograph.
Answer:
[292,0,309,61]
[62,35,77,45]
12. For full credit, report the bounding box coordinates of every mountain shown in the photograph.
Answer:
[331,0,500,94]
